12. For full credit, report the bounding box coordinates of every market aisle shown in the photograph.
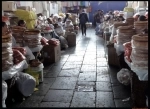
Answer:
[18,28,131,108]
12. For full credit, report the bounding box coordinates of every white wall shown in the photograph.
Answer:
[20,1,33,7]
[33,2,43,14]
[49,2,58,15]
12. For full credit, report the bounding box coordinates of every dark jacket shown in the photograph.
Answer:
[79,12,89,24]
[95,13,104,23]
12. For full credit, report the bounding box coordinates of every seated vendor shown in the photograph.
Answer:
[18,20,27,28]
[138,15,147,21]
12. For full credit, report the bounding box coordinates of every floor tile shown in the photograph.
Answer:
[70,92,95,107]
[58,69,80,77]
[97,67,109,75]
[78,72,96,82]
[42,90,73,102]
[96,82,112,91]
[96,92,115,107]
[81,65,96,72]
[97,74,111,82]
[50,77,77,89]
[40,102,70,107]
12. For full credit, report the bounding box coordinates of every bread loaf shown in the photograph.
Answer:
[131,40,148,49]
[132,34,148,41]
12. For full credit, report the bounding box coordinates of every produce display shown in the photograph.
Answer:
[2,33,13,72]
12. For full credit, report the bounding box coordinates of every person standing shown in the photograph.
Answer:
[79,9,89,36]
[93,10,98,27]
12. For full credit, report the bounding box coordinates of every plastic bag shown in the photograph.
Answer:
[2,60,28,80]
[16,72,36,97]
[29,45,43,52]
[114,43,124,56]
[131,64,148,81]
[117,68,131,85]
[24,46,35,60]
[25,66,41,86]
[2,80,7,101]
[30,63,44,82]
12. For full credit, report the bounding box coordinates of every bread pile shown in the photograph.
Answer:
[131,33,148,69]
[116,25,135,45]
[134,21,148,34]
[113,22,128,29]
[24,29,42,48]
[125,17,134,25]
[2,33,13,72]
[11,26,26,47]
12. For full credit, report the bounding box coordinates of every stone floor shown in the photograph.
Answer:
[16,28,131,107]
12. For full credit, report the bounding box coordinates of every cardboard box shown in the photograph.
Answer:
[2,1,17,11]
[42,44,61,64]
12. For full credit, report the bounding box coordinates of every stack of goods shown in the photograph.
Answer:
[65,20,74,32]
[123,42,132,62]
[125,17,134,25]
[48,38,60,46]
[2,33,13,72]
[24,29,42,48]
[116,25,135,45]
[110,22,128,42]
[131,33,148,69]
[134,21,148,34]
[11,26,26,47]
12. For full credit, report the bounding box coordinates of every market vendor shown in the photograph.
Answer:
[18,20,27,28]
[138,15,147,21]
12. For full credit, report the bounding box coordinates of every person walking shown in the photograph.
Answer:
[79,9,89,36]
